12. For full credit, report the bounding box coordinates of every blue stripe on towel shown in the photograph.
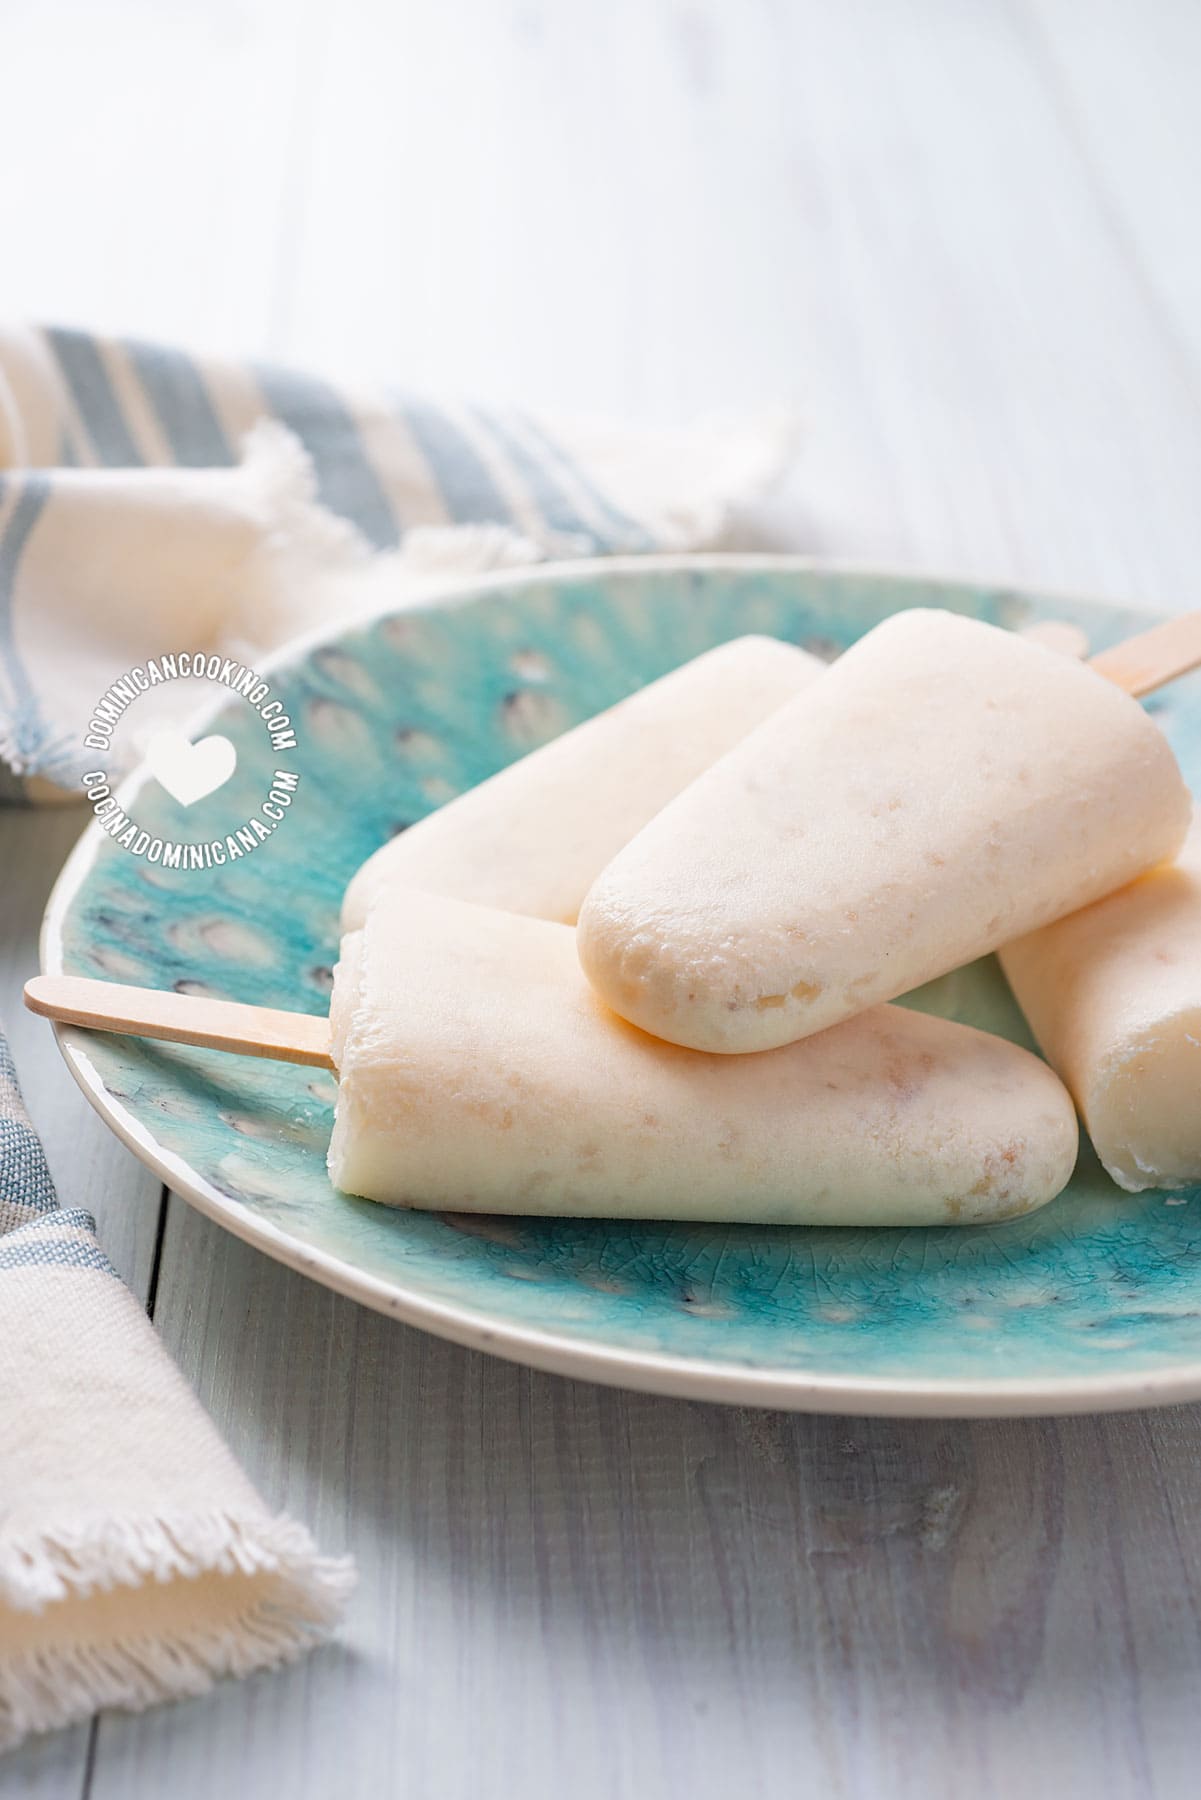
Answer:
[123,339,235,467]
[394,399,516,526]
[519,414,657,550]
[0,477,50,597]
[0,1101,57,1230]
[0,475,53,767]
[0,1117,57,1219]
[254,363,400,548]
[0,1036,114,1268]
[43,327,143,466]
[0,1237,115,1275]
[0,1039,62,1228]
[0,1202,102,1244]
[472,409,599,547]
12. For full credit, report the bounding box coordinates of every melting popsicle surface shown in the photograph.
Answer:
[327,889,1078,1226]
[342,634,824,930]
[1001,818,1201,1193]
[577,609,1192,1053]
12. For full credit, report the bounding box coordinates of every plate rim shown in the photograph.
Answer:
[40,550,1200,1418]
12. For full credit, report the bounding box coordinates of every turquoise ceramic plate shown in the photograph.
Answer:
[42,556,1201,1415]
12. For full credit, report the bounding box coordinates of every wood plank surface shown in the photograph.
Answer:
[5,2,1201,1797]
[84,1208,1201,1800]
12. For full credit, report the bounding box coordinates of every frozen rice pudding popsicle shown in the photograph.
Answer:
[342,635,824,930]
[578,609,1192,1054]
[1001,819,1201,1193]
[327,889,1079,1225]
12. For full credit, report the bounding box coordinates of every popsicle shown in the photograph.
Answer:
[1000,818,1201,1193]
[342,635,825,930]
[577,608,1192,1054]
[324,889,1078,1224]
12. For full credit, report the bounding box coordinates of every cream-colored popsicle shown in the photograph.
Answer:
[1001,819,1201,1193]
[327,889,1079,1225]
[342,635,824,930]
[577,609,1191,1054]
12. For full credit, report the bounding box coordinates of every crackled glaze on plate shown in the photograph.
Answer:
[42,556,1201,1414]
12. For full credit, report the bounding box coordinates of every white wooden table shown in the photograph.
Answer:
[5,2,1201,1794]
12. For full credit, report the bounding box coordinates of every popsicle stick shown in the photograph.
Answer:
[24,975,335,1070]
[1089,610,1201,697]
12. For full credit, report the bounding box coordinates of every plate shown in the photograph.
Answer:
[42,555,1201,1416]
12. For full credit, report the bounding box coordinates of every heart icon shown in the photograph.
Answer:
[146,731,237,807]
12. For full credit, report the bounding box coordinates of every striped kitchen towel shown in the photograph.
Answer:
[0,1029,353,1751]
[0,324,794,802]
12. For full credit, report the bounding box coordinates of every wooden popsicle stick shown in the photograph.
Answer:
[24,975,335,1070]
[1089,609,1201,697]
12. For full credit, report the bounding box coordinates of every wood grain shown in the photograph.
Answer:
[23,976,335,1070]
[83,1209,1201,1800]
[5,2,1201,1797]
